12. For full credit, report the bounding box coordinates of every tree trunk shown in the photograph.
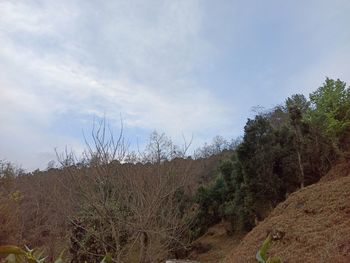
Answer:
[296,149,305,188]
[293,124,305,188]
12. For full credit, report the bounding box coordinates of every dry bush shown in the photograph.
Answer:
[0,161,24,245]
[57,120,196,263]
[0,121,229,263]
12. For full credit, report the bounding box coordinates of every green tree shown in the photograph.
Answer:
[231,116,284,230]
[286,94,310,188]
[309,78,350,150]
[219,160,234,193]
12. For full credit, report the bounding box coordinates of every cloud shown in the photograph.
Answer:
[1,0,349,170]
[0,0,234,169]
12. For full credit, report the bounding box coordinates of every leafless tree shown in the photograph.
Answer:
[57,119,195,263]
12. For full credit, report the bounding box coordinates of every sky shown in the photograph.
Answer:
[0,0,350,170]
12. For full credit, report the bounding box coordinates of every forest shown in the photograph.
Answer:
[1,77,350,263]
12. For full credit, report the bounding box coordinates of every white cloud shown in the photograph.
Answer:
[2,0,348,170]
[0,0,233,169]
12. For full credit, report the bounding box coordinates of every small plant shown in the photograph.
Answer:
[0,245,112,263]
[256,235,282,263]
[0,245,49,263]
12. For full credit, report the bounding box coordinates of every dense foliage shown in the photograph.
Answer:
[192,78,350,235]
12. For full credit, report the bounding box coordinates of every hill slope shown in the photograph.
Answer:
[225,170,350,263]
[188,222,244,263]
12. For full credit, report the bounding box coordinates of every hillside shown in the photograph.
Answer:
[186,160,350,263]
[1,76,349,262]
[224,162,350,263]
[188,222,244,263]
[0,151,233,261]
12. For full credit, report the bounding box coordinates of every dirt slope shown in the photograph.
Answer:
[320,158,350,183]
[188,222,244,263]
[225,171,350,263]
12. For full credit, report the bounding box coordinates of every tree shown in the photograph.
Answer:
[58,120,194,263]
[192,176,228,236]
[219,160,234,193]
[0,161,22,245]
[225,116,282,230]
[309,78,350,150]
[286,94,310,188]
[193,135,232,159]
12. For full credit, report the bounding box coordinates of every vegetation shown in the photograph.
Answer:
[0,245,111,263]
[1,77,349,262]
[255,235,281,263]
[191,78,349,235]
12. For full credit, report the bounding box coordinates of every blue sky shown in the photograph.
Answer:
[0,0,349,170]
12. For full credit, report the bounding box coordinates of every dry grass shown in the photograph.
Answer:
[225,171,350,263]
[320,158,350,183]
[188,222,244,263]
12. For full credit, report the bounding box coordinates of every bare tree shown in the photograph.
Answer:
[193,135,232,159]
[57,120,194,263]
[122,150,194,262]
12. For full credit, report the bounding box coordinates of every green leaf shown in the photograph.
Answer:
[256,251,266,263]
[260,235,271,259]
[256,235,271,263]
[100,253,113,263]
[5,254,16,263]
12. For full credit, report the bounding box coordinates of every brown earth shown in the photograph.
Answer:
[320,157,350,183]
[188,222,245,263]
[225,164,350,263]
